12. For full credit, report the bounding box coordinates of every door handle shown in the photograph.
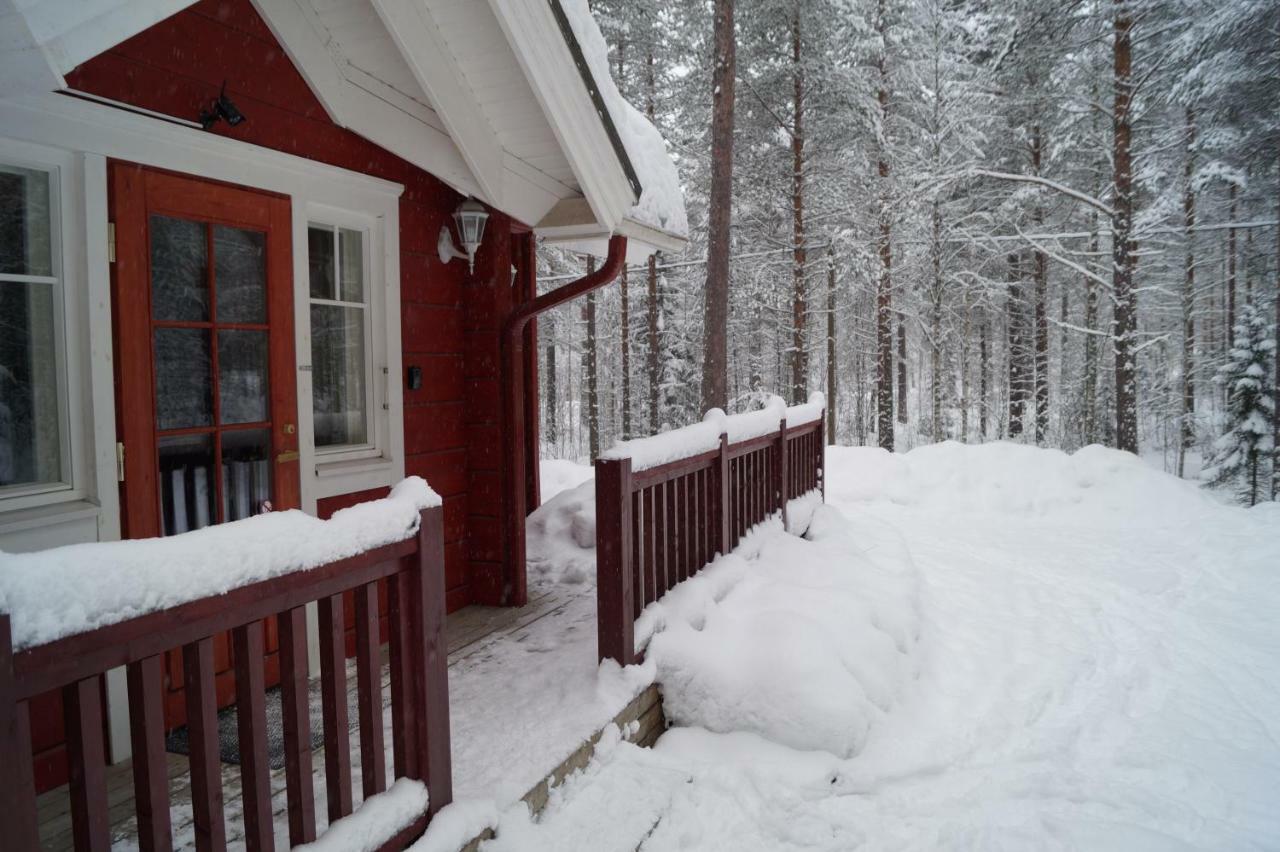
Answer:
[277,451,300,463]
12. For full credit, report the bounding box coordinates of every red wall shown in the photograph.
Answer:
[32,0,522,791]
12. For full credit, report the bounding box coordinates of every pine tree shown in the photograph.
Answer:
[1203,303,1276,505]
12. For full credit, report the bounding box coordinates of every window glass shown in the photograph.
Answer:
[0,163,61,490]
[0,165,53,277]
[308,223,369,449]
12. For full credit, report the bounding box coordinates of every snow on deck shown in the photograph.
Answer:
[478,443,1280,850]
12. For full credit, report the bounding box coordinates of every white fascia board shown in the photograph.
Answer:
[537,198,686,258]
[252,0,483,200]
[37,0,197,72]
[0,1,66,97]
[370,0,506,207]
[487,0,634,235]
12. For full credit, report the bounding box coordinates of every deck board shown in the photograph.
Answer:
[35,593,573,851]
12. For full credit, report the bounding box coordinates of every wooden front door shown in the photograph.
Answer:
[110,163,299,726]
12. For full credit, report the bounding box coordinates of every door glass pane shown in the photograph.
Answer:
[0,281,61,487]
[310,304,367,447]
[308,226,334,299]
[158,433,215,535]
[339,228,363,302]
[218,330,269,425]
[221,428,272,522]
[150,216,208,321]
[154,328,212,430]
[0,165,53,277]
[214,226,266,323]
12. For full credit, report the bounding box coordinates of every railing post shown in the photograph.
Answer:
[776,418,789,532]
[410,506,452,817]
[0,614,39,850]
[595,457,635,666]
[717,432,731,555]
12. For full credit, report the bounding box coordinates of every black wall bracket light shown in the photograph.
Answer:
[199,81,246,130]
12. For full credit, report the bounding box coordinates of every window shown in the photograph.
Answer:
[0,162,66,493]
[308,223,370,450]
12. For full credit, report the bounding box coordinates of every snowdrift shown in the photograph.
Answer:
[827,441,1228,524]
[647,506,921,758]
[526,478,597,587]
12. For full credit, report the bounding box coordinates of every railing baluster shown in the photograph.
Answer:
[232,622,274,852]
[645,487,657,608]
[388,570,417,781]
[183,637,226,852]
[127,654,173,852]
[666,479,678,589]
[632,490,644,620]
[319,593,354,822]
[0,615,39,851]
[65,675,111,852]
[278,605,316,845]
[355,580,387,799]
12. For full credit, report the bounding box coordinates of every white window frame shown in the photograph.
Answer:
[296,201,401,499]
[305,218,378,460]
[0,140,89,515]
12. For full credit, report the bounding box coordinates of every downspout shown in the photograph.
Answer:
[500,234,628,606]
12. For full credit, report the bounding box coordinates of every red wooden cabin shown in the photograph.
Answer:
[0,0,685,794]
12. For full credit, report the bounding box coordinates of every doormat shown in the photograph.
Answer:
[165,677,364,768]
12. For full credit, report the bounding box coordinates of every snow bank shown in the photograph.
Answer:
[646,505,921,758]
[826,441,1227,524]
[526,479,597,586]
[295,778,427,852]
[0,477,440,650]
[539,459,594,504]
[559,0,688,238]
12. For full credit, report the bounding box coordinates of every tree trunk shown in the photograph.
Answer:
[1031,124,1049,445]
[1083,223,1100,445]
[930,199,944,442]
[545,316,558,449]
[1178,107,1197,478]
[1273,114,1279,500]
[790,1,807,403]
[700,0,735,413]
[979,316,989,440]
[1008,253,1026,439]
[1227,182,1238,336]
[645,42,662,432]
[584,258,599,459]
[827,246,837,443]
[1111,4,1139,454]
[896,318,908,425]
[620,266,631,439]
[874,0,894,451]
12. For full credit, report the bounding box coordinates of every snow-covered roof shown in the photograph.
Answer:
[0,0,687,257]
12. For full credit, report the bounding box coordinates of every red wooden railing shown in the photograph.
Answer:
[596,407,825,665]
[0,506,450,852]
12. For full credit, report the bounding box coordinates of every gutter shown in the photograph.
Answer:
[500,234,628,607]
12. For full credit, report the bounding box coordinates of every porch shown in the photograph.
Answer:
[32,587,608,850]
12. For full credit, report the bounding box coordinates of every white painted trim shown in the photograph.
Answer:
[0,0,65,98]
[370,0,506,205]
[488,0,635,234]
[0,93,404,206]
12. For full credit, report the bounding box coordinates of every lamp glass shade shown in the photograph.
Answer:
[453,199,489,255]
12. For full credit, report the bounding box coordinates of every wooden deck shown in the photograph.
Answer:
[36,587,575,851]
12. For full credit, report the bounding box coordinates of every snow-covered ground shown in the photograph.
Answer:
[481,443,1280,851]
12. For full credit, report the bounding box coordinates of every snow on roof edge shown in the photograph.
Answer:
[555,0,689,241]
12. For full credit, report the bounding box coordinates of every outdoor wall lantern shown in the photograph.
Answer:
[199,82,246,130]
[438,197,490,274]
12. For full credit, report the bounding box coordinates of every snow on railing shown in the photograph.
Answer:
[595,395,826,665]
[0,480,451,852]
